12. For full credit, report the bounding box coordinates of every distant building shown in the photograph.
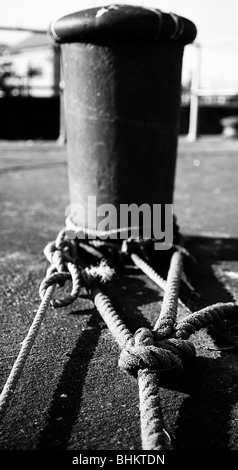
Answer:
[2,33,60,97]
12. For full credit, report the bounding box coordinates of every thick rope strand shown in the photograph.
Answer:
[0,285,55,421]
[91,285,133,349]
[175,302,238,340]
[138,370,173,450]
[131,252,167,289]
[66,216,140,238]
[153,250,183,337]
[131,252,190,314]
[51,262,81,308]
[90,284,175,449]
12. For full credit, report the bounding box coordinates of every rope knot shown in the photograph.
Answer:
[43,229,78,273]
[39,270,70,299]
[119,327,196,378]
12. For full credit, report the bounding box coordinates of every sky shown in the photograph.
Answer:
[1,0,238,89]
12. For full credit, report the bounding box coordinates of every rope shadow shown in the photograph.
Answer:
[36,308,101,449]
[162,353,238,450]
[104,269,164,333]
[36,274,164,449]
[164,234,238,449]
[79,236,238,450]
[183,235,238,344]
[36,235,238,450]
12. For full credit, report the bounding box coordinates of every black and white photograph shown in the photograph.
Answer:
[0,0,238,463]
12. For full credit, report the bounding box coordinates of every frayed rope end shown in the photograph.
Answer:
[84,259,115,284]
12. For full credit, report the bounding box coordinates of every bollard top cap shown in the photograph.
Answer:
[49,4,197,46]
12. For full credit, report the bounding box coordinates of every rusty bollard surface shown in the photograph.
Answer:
[49,5,196,230]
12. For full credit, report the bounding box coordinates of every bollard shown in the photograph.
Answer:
[49,5,196,236]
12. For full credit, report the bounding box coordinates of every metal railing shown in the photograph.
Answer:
[187,38,238,141]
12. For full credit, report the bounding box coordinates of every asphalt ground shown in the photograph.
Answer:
[0,137,238,456]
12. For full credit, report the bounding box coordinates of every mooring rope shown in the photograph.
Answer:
[174,302,238,339]
[153,250,183,337]
[1,226,237,451]
[117,245,195,450]
[138,369,172,450]
[90,286,133,349]
[0,282,55,420]
[130,251,191,313]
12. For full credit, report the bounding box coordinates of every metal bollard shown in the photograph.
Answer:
[49,5,196,235]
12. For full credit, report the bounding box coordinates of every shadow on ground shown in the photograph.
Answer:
[36,235,238,449]
[163,235,238,450]
[36,275,160,449]
[0,161,66,175]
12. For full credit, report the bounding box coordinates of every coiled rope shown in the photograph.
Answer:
[0,223,237,450]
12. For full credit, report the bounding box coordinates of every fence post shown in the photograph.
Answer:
[187,42,201,142]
